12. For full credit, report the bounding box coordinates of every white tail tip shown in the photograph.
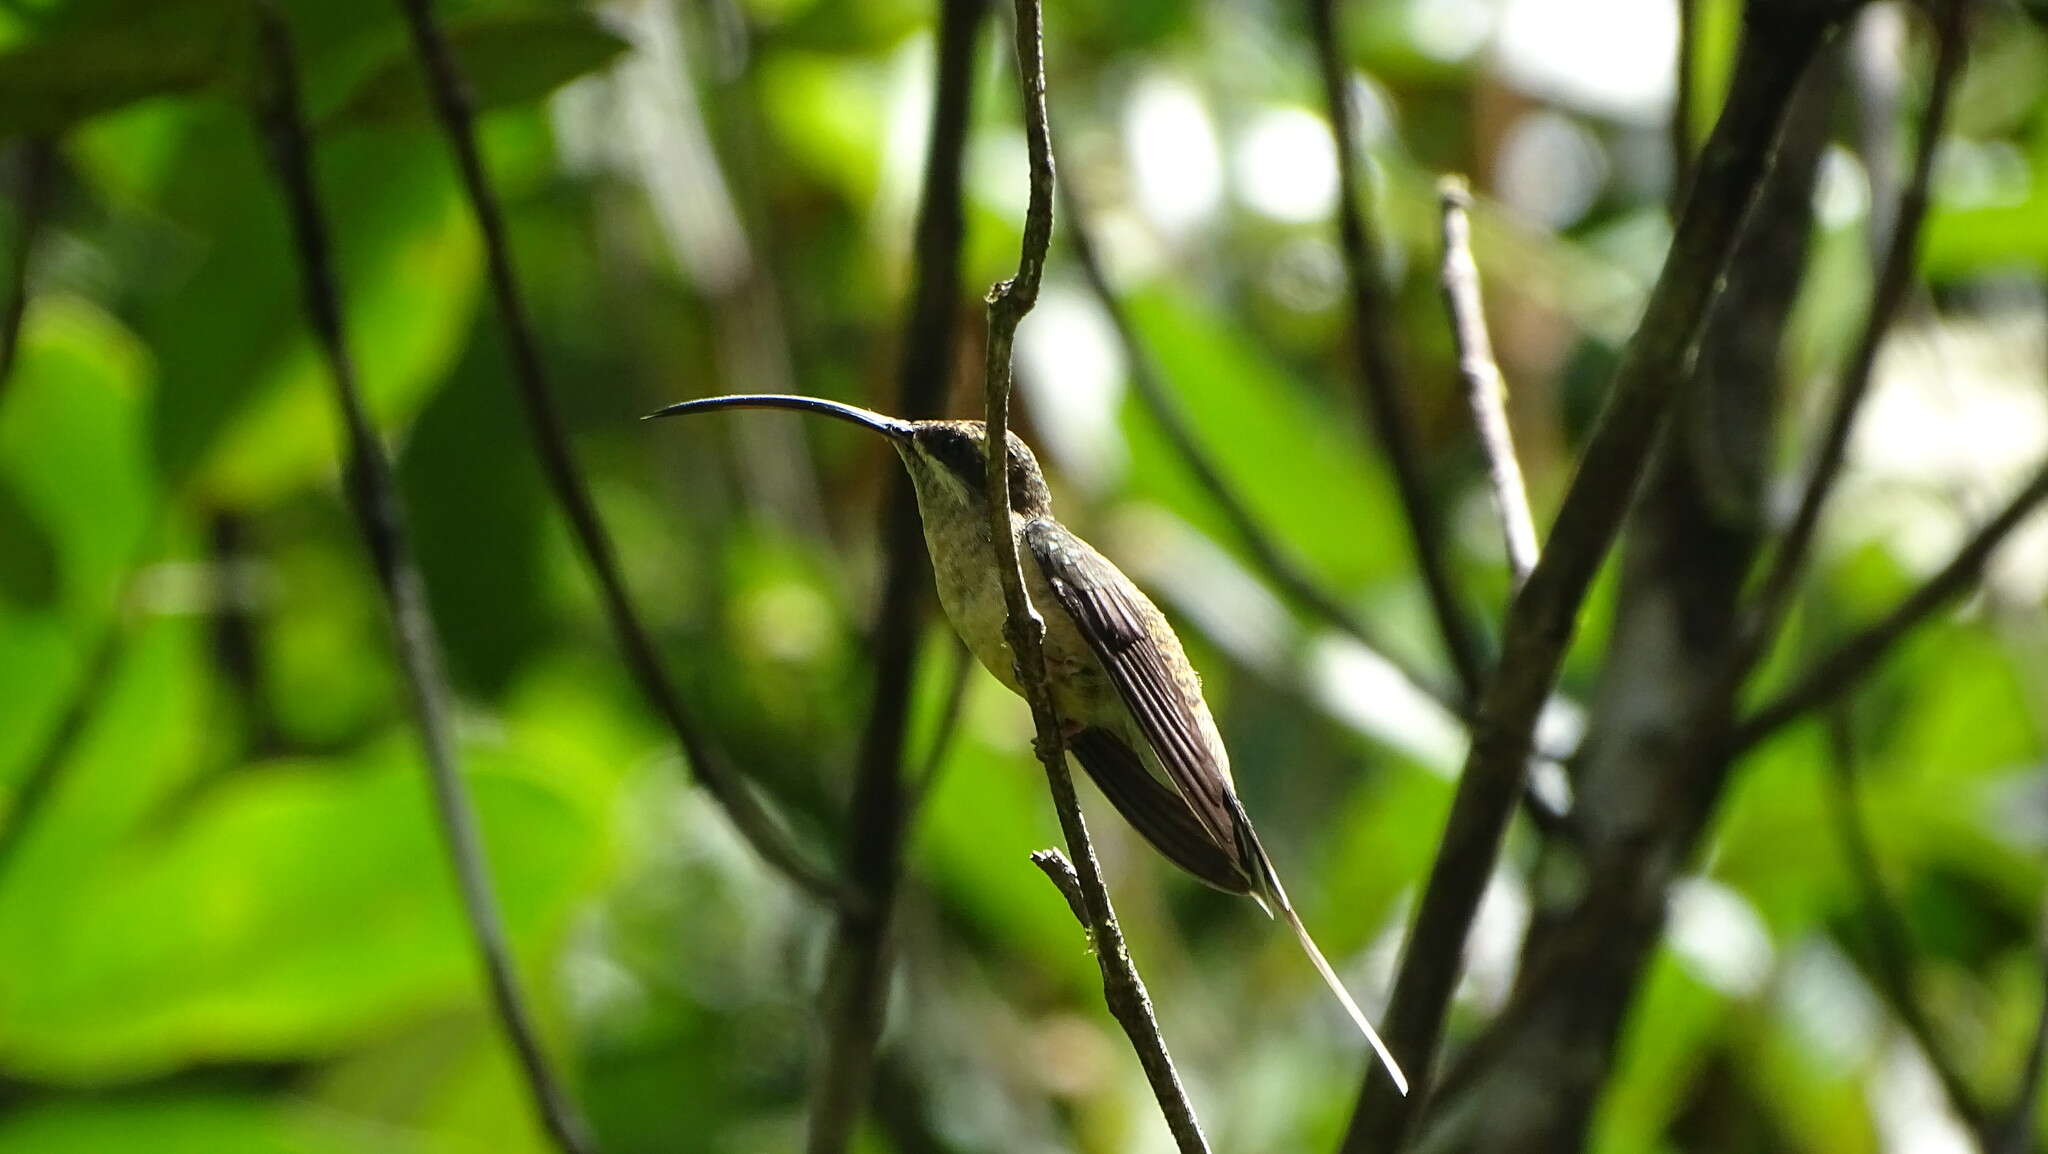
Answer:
[1282,906,1408,1096]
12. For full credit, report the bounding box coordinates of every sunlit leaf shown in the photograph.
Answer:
[0,737,602,1081]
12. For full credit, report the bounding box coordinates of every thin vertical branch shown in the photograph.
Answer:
[0,136,69,872]
[390,0,850,911]
[982,3,1207,1149]
[907,640,974,813]
[1,138,55,393]
[0,628,120,877]
[1063,196,1458,714]
[1823,707,1995,1138]
[251,10,597,1153]
[1437,177,1539,590]
[1999,959,2048,1154]
[1732,455,2048,751]
[1308,0,1486,702]
[1339,7,1858,1148]
[1671,0,1698,214]
[1741,0,1966,659]
[807,1,986,1150]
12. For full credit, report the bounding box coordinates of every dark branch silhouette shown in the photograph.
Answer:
[907,641,974,814]
[252,9,596,1151]
[1,138,54,393]
[1671,0,1698,213]
[0,627,119,878]
[808,2,987,1150]
[1735,455,2048,752]
[1823,706,1994,1139]
[1740,0,1966,664]
[391,0,850,910]
[1309,0,1486,702]
[1340,6,1861,1147]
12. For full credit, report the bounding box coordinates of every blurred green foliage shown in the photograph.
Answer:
[1,0,2046,1151]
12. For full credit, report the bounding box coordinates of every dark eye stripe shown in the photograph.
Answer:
[929,432,984,487]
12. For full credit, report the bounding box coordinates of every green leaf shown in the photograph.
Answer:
[0,736,603,1081]
[0,0,256,136]
[325,9,630,128]
[0,1093,374,1154]
[0,483,58,611]
[1117,287,1405,592]
[0,296,156,619]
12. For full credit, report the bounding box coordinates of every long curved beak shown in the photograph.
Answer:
[643,394,913,442]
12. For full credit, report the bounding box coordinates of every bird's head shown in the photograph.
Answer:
[645,394,1053,520]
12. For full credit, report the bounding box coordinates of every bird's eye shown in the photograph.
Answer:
[924,430,984,489]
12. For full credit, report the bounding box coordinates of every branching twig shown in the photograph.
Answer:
[1733,456,2048,752]
[1029,848,1089,928]
[1062,195,1457,714]
[1308,0,1486,703]
[252,11,596,1153]
[391,0,849,911]
[1740,0,1966,661]
[982,4,1206,1149]
[1339,8,1859,1148]
[1437,177,1539,590]
[1823,707,1995,1139]
[1,138,55,393]
[807,2,986,1149]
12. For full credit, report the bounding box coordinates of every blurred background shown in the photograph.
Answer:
[2,0,2046,1150]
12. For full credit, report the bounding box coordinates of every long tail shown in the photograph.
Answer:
[1223,799,1407,1092]
[1278,901,1408,1095]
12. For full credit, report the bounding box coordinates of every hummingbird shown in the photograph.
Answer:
[647,393,1407,1094]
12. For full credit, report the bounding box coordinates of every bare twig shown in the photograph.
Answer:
[1339,8,1860,1148]
[252,11,596,1153]
[391,0,849,911]
[1062,196,1456,713]
[1733,456,2048,751]
[1308,0,1486,703]
[1,138,55,393]
[1029,848,1088,926]
[981,4,1206,1149]
[1740,0,1966,660]
[808,2,986,1149]
[1437,177,1539,590]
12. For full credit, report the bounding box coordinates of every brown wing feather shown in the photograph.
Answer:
[1068,727,1250,894]
[1025,519,1263,887]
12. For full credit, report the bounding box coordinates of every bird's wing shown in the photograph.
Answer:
[1026,524,1407,1089]
[1068,727,1250,894]
[1025,519,1258,880]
